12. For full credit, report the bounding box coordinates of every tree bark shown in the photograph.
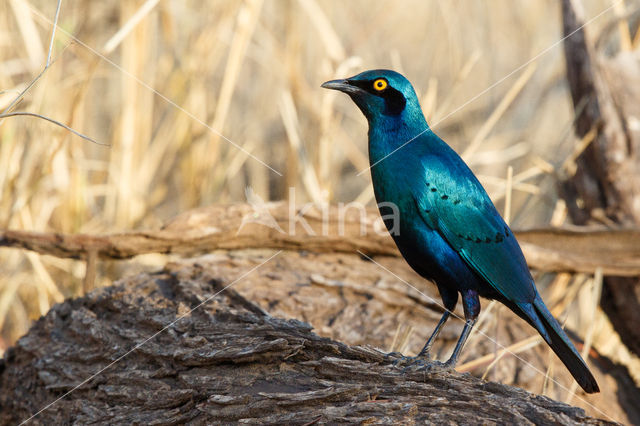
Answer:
[0,256,616,425]
[561,0,640,356]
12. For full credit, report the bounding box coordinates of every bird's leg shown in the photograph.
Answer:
[445,289,480,368]
[444,318,477,367]
[388,287,458,369]
[387,312,446,368]
[417,310,450,358]
[416,284,458,359]
[390,311,450,368]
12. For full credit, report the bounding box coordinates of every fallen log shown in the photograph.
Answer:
[0,256,616,424]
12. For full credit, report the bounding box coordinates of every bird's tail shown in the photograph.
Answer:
[517,296,599,394]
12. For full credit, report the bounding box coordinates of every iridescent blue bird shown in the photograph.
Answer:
[322,69,599,393]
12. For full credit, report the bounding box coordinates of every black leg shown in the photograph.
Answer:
[444,318,476,367]
[445,288,481,367]
[417,310,450,357]
[416,283,458,358]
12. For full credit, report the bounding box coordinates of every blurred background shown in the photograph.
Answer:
[1,0,639,418]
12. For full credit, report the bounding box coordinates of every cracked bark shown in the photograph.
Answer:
[0,258,616,425]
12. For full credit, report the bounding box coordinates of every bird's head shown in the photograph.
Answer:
[321,69,423,124]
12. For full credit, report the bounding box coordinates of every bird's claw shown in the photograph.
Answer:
[404,359,456,374]
[400,357,430,372]
[384,352,433,370]
[383,351,457,374]
[383,351,404,363]
[434,360,455,371]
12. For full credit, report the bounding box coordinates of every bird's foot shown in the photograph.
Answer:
[441,357,458,371]
[383,351,405,363]
[384,352,433,370]
[403,359,456,374]
[384,351,457,374]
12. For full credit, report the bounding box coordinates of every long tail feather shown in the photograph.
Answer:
[531,297,599,393]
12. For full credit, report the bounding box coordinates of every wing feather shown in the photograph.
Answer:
[412,154,535,303]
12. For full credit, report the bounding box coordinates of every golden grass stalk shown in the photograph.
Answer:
[458,335,543,373]
[462,62,537,160]
[9,0,44,71]
[279,90,324,204]
[203,0,263,183]
[103,0,161,54]
[1,6,635,414]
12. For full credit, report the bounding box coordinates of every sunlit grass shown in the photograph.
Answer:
[1,0,638,418]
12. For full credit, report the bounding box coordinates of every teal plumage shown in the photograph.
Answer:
[322,69,599,393]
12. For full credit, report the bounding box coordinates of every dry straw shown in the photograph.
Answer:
[1,0,638,419]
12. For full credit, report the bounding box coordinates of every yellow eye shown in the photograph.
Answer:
[373,79,388,91]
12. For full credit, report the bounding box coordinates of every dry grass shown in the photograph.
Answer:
[1,0,639,416]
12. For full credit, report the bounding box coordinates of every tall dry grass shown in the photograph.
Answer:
[1,0,639,415]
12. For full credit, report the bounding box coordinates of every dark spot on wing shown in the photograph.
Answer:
[430,187,437,192]
[453,199,461,205]
[441,195,448,200]
[460,231,506,244]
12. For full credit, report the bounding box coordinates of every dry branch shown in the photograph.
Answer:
[2,203,640,276]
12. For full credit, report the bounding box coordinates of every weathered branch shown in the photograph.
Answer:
[2,203,640,276]
[0,259,614,424]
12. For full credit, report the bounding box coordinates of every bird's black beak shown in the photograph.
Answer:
[321,79,362,95]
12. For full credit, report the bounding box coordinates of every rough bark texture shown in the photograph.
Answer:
[561,0,640,356]
[2,249,637,424]
[0,254,617,425]
[3,203,640,276]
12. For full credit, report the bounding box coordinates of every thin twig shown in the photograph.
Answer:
[0,0,101,148]
[1,0,63,117]
[0,112,109,146]
[46,0,62,66]
[1,68,46,118]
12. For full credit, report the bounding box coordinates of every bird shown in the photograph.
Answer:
[322,69,599,394]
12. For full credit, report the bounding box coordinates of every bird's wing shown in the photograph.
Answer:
[412,152,536,303]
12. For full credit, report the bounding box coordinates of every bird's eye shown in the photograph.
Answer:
[373,79,388,91]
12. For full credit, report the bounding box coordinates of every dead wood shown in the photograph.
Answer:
[0,254,617,425]
[561,0,640,356]
[2,203,640,276]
